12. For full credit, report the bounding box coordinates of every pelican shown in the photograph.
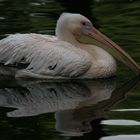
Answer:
[0,13,139,79]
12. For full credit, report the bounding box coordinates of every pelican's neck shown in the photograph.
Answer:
[56,28,79,45]
[55,16,80,45]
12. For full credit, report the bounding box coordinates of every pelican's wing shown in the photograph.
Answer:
[0,33,91,77]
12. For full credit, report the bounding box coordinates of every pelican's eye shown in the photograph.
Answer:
[81,21,93,30]
[81,22,86,26]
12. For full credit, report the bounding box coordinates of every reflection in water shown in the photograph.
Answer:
[102,135,140,140]
[55,76,139,137]
[0,70,139,137]
[0,77,115,117]
[101,119,140,126]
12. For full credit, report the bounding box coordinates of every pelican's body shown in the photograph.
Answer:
[0,13,139,79]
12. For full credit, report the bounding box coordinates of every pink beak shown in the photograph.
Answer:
[82,27,140,73]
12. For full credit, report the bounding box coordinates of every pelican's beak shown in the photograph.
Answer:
[75,27,140,73]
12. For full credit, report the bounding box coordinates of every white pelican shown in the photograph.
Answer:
[0,13,139,79]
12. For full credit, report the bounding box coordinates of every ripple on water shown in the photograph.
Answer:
[111,109,140,112]
[101,135,140,140]
[101,119,140,126]
[0,17,5,20]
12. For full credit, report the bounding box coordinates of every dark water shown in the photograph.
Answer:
[0,0,140,140]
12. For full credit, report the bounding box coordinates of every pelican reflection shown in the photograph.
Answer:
[0,78,115,117]
[0,74,139,137]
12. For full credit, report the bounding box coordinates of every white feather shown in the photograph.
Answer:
[0,33,91,77]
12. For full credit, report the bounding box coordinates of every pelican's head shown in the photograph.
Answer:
[56,13,140,73]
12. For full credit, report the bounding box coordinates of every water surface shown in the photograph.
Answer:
[0,0,140,140]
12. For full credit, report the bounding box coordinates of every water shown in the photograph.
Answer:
[0,0,140,140]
